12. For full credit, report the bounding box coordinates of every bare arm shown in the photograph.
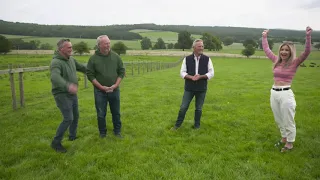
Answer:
[91,79,105,91]
[110,77,122,90]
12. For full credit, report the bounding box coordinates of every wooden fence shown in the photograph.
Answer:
[0,60,182,110]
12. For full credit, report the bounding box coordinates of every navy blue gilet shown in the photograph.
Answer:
[184,54,209,91]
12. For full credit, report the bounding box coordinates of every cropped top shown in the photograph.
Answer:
[262,35,311,83]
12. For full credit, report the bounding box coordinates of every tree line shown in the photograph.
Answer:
[1,19,320,55]
[1,20,320,43]
[1,33,320,55]
[0,20,142,40]
[140,31,223,51]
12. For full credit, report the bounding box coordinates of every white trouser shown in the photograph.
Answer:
[270,85,297,142]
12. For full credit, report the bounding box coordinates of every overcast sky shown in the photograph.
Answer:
[1,0,319,31]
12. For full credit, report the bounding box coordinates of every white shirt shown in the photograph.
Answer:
[180,55,214,80]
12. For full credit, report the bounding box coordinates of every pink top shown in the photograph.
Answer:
[262,35,311,83]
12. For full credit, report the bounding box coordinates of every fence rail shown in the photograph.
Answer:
[1,60,182,110]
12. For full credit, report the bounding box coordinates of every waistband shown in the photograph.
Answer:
[272,85,291,88]
[272,85,291,91]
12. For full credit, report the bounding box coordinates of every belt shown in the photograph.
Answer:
[272,87,290,91]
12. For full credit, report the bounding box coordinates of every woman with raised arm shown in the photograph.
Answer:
[262,26,312,152]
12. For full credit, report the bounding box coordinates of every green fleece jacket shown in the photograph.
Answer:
[50,51,87,95]
[86,50,125,88]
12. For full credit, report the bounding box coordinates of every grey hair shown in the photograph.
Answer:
[57,39,70,50]
[192,39,203,48]
[96,35,109,46]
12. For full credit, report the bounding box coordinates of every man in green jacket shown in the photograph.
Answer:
[50,39,87,153]
[86,35,125,138]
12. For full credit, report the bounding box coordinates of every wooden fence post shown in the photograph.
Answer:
[147,61,149,72]
[84,73,88,88]
[9,64,17,110]
[131,61,134,76]
[18,65,25,107]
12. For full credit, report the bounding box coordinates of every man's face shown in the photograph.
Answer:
[99,37,111,54]
[60,41,72,58]
[193,41,204,55]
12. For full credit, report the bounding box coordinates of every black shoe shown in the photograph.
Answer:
[192,125,200,130]
[170,126,180,131]
[100,134,107,138]
[115,133,123,138]
[51,141,67,153]
[68,136,78,141]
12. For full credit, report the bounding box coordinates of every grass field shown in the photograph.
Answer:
[2,30,202,50]
[2,31,318,53]
[2,49,320,70]
[129,29,202,44]
[0,54,319,179]
[0,55,184,70]
[1,35,141,50]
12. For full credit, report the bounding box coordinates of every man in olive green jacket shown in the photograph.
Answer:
[50,39,86,153]
[86,35,125,138]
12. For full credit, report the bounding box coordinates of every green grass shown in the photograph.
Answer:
[136,30,202,43]
[222,42,313,51]
[1,50,320,70]
[0,34,32,38]
[2,29,200,50]
[0,55,182,70]
[217,48,320,58]
[0,55,319,179]
[129,29,158,33]
[1,34,142,50]
[2,32,320,56]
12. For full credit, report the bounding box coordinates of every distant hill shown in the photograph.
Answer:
[1,20,319,43]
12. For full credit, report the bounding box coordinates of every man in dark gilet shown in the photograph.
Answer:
[171,39,214,130]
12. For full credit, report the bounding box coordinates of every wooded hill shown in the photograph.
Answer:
[1,20,319,42]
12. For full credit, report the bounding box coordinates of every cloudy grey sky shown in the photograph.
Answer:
[0,0,319,30]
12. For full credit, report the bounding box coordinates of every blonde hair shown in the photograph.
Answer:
[273,41,296,69]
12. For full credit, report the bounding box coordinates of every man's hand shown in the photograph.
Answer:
[110,84,117,90]
[68,83,78,94]
[107,84,118,92]
[104,85,118,93]
[192,74,200,81]
[102,86,113,93]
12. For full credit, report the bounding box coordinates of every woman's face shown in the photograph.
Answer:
[280,45,291,61]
